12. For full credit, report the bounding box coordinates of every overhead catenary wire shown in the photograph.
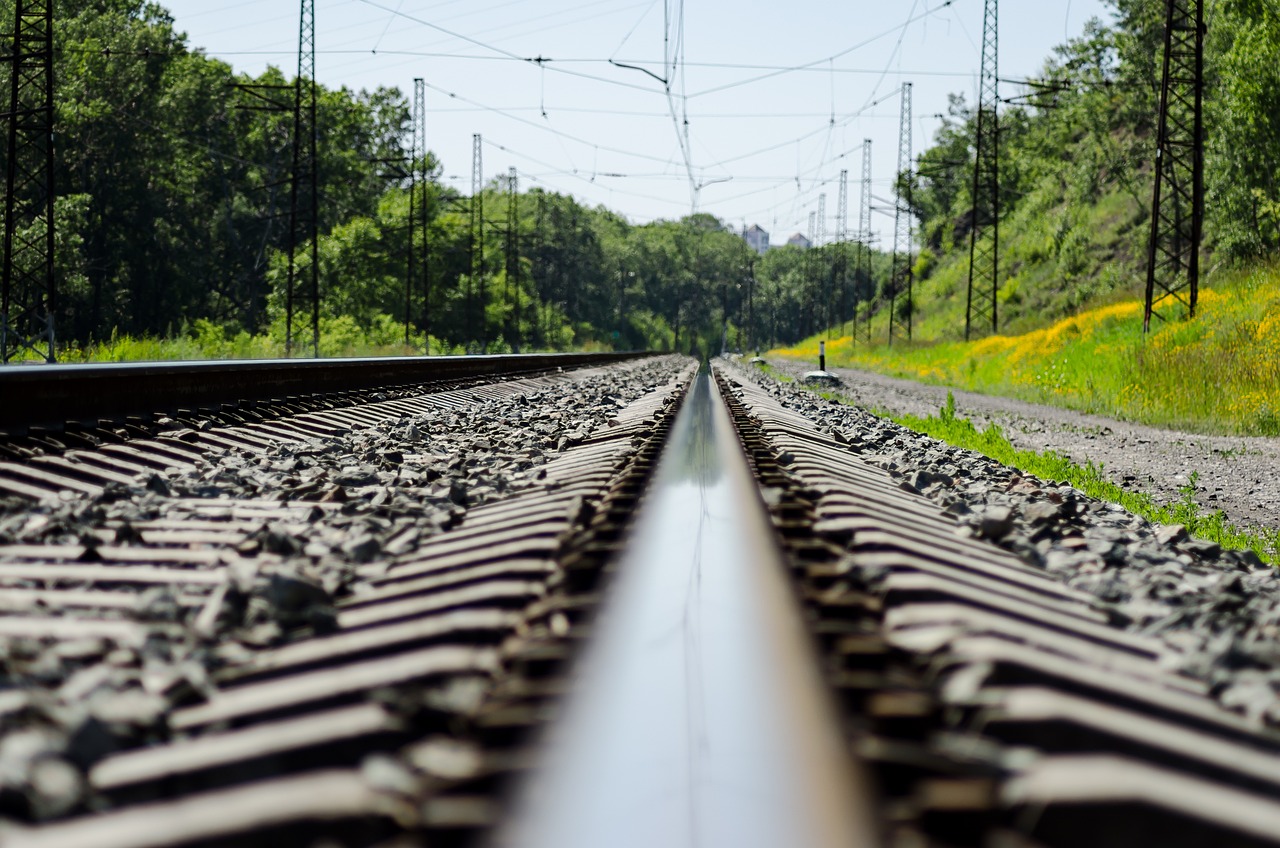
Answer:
[352,0,670,97]
[481,138,691,208]
[55,44,989,81]
[685,0,954,98]
[417,79,680,168]
[339,0,956,217]
[74,0,1102,245]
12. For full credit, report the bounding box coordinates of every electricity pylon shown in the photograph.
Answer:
[1143,0,1205,331]
[965,0,999,341]
[888,83,913,346]
[2,0,56,363]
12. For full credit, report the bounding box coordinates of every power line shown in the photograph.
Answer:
[418,79,678,168]
[480,138,690,207]
[352,0,667,97]
[45,45,984,82]
[685,1,954,98]
[701,87,902,171]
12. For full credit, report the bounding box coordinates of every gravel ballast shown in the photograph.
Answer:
[0,355,691,824]
[767,359,1280,535]
[729,358,1280,725]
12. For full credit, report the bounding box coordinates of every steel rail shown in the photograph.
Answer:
[0,351,651,433]
[499,370,880,848]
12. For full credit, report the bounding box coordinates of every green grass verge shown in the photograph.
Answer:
[9,315,593,363]
[888,390,1280,563]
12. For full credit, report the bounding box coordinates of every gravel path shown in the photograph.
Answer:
[769,358,1280,535]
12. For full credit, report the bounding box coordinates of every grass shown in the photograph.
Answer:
[9,315,567,363]
[777,261,1280,436]
[880,389,1280,563]
[907,177,1146,341]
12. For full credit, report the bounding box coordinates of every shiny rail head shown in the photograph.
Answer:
[496,373,881,848]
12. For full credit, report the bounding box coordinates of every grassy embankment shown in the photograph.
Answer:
[778,262,1280,436]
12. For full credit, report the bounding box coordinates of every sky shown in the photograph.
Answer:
[157,0,1114,243]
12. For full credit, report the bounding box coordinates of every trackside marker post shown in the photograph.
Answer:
[803,340,840,386]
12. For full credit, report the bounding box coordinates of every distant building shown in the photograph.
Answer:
[786,232,811,249]
[743,223,769,255]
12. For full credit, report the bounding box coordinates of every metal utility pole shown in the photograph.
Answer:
[806,210,817,337]
[965,0,999,341]
[857,139,872,344]
[836,170,849,336]
[1143,0,1205,332]
[817,193,828,334]
[2,0,56,363]
[468,133,484,348]
[285,0,319,357]
[888,83,913,346]
[403,83,419,347]
[506,166,521,352]
[413,78,429,353]
[816,193,827,248]
[534,192,547,346]
[229,79,295,335]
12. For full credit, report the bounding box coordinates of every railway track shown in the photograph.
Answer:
[0,352,1279,847]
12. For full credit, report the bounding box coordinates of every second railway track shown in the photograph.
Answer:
[1,352,1279,847]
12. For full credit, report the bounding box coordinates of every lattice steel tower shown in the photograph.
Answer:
[285,0,319,357]
[965,0,999,341]
[506,166,521,352]
[836,169,849,335]
[816,193,827,248]
[857,139,872,344]
[1143,0,1204,332]
[404,82,419,347]
[888,83,913,346]
[817,193,828,333]
[2,0,56,363]
[413,78,429,352]
[806,210,817,336]
[469,133,484,347]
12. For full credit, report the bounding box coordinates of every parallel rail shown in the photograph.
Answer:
[0,352,651,435]
[0,357,694,846]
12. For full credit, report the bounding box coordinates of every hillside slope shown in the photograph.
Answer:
[779,263,1280,436]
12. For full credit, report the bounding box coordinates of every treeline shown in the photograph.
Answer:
[0,0,882,357]
[10,1,1274,357]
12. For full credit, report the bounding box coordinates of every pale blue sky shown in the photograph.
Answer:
[159,0,1113,241]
